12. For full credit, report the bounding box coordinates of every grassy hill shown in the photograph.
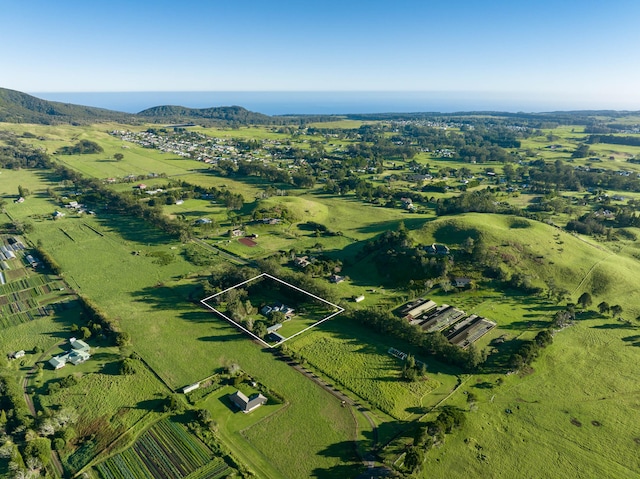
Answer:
[415,214,640,316]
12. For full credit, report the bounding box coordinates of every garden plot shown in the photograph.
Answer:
[95,418,230,479]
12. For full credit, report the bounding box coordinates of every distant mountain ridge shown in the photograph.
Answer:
[0,87,275,125]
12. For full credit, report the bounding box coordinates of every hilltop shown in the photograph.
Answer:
[0,87,132,124]
[136,104,274,124]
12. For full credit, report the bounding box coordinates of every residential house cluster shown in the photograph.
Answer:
[48,338,91,370]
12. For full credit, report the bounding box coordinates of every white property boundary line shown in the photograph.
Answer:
[201,273,345,348]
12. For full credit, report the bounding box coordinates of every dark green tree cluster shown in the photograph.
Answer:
[508,329,554,370]
[56,139,103,155]
[0,375,33,433]
[405,407,467,474]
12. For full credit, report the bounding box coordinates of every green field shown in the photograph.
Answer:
[420,316,640,479]
[288,319,459,420]
[2,116,640,479]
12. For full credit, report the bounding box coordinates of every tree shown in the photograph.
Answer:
[113,153,124,161]
[572,143,591,158]
[80,326,91,340]
[534,329,553,347]
[24,437,51,467]
[577,292,592,309]
[119,358,136,375]
[164,394,184,413]
[115,332,131,347]
[17,185,30,197]
[403,446,422,473]
[597,301,610,314]
[611,304,623,318]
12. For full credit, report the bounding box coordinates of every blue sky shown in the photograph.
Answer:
[1,0,640,107]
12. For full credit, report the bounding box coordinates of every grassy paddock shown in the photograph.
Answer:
[421,316,640,479]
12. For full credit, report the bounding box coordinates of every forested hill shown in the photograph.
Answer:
[0,87,132,124]
[0,87,278,125]
[136,105,275,124]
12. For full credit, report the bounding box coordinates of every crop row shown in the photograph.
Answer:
[0,274,52,295]
[184,459,230,479]
[96,419,215,479]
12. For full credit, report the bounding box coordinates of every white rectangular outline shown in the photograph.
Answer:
[201,273,344,348]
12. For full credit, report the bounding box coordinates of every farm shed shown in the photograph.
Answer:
[402,299,437,320]
[182,383,200,394]
[266,323,282,333]
[268,332,286,343]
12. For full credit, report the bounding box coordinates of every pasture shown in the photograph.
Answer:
[5,201,363,478]
[287,319,460,421]
[419,316,640,479]
[2,117,640,479]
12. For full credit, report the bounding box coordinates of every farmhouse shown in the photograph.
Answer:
[262,303,295,319]
[454,277,472,288]
[48,338,91,370]
[49,356,67,370]
[229,228,244,237]
[10,350,25,360]
[68,349,90,365]
[229,390,267,413]
[425,243,450,255]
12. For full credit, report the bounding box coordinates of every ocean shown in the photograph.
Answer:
[29,91,610,116]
